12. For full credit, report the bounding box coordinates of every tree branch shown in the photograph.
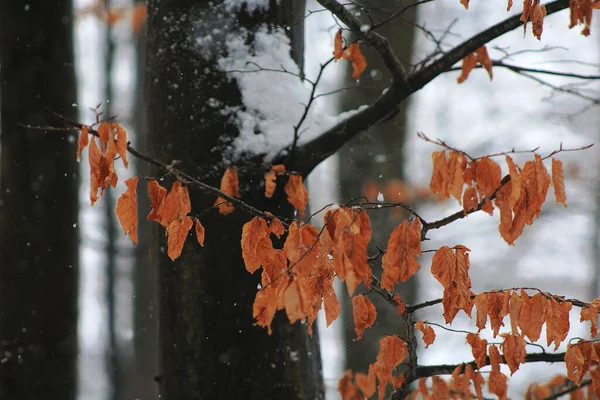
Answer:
[288,0,570,175]
[414,351,566,379]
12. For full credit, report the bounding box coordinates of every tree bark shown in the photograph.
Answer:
[0,1,78,399]
[146,2,323,399]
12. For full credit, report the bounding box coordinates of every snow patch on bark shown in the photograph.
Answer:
[217,25,364,162]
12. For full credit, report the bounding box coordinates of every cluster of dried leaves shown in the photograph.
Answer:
[429,149,566,245]
[455,0,600,83]
[73,116,588,400]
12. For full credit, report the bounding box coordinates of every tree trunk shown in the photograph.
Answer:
[0,2,78,399]
[336,2,417,374]
[132,17,159,400]
[146,2,323,399]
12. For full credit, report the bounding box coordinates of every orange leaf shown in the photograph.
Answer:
[194,218,205,246]
[432,246,473,323]
[324,287,341,327]
[374,336,408,400]
[506,155,522,208]
[519,291,548,342]
[333,29,344,59]
[552,158,567,207]
[269,217,285,238]
[114,124,129,168]
[97,121,110,150]
[500,332,526,375]
[355,367,376,398]
[415,321,436,348]
[115,177,139,245]
[381,219,422,289]
[565,343,586,386]
[156,181,191,227]
[253,286,277,334]
[241,217,274,274]
[326,207,372,295]
[131,3,147,34]
[166,216,193,261]
[344,43,367,80]
[569,0,593,35]
[463,186,479,212]
[546,298,572,350]
[532,4,547,39]
[88,138,102,205]
[432,376,449,399]
[507,0,514,11]
[488,345,508,399]
[283,277,313,324]
[352,294,377,340]
[474,157,501,197]
[447,152,467,201]
[284,174,308,217]
[508,290,523,334]
[147,179,167,222]
[338,370,360,400]
[283,221,319,276]
[77,125,90,160]
[393,293,406,316]
[215,167,240,215]
[580,299,600,337]
[429,151,448,197]
[466,333,488,369]
[460,0,469,9]
[457,46,493,83]
[264,164,286,198]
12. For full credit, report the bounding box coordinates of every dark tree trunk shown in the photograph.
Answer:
[0,2,78,399]
[132,17,159,400]
[336,1,417,374]
[146,2,323,399]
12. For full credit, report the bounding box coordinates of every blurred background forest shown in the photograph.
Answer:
[1,0,600,399]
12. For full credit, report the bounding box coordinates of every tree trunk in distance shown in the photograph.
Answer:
[132,17,159,399]
[336,2,417,375]
[0,2,79,399]
[146,2,323,399]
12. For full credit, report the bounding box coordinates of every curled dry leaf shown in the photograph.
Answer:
[264,164,285,198]
[500,333,527,375]
[552,158,567,207]
[115,177,139,245]
[166,216,193,261]
[284,174,309,217]
[77,125,89,160]
[457,45,493,83]
[381,219,422,289]
[326,207,372,295]
[352,294,377,340]
[333,28,344,59]
[344,43,367,80]
[466,333,488,369]
[415,321,436,348]
[241,217,274,274]
[215,167,240,215]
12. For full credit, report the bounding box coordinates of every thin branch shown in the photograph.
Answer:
[287,0,571,175]
[415,351,566,379]
[47,111,274,221]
